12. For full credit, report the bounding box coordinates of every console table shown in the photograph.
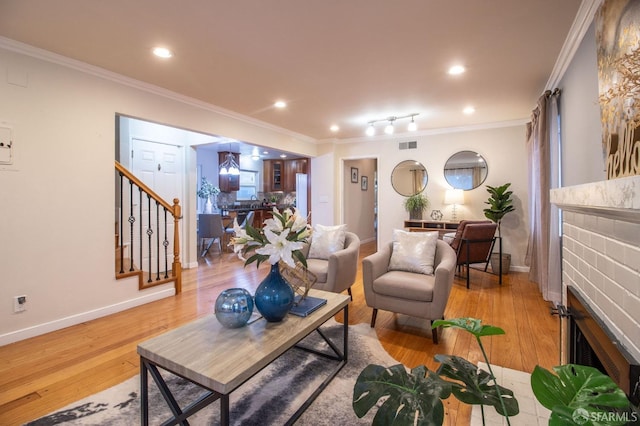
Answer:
[404,220,459,239]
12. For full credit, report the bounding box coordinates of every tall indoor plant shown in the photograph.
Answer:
[483,183,515,274]
[404,192,430,220]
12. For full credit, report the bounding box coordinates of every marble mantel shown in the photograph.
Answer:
[550,175,640,223]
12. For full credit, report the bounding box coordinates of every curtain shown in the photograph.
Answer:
[525,90,562,302]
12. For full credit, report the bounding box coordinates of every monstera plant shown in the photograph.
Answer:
[353,317,635,426]
[353,318,519,425]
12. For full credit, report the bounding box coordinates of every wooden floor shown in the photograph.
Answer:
[0,241,559,425]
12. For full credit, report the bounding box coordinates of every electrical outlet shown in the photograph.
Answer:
[13,295,26,313]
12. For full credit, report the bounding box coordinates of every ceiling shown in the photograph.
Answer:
[0,0,582,143]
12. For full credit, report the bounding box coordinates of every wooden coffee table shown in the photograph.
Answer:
[137,289,350,426]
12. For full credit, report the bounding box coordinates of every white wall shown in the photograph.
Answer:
[335,124,530,269]
[559,22,605,186]
[0,43,316,345]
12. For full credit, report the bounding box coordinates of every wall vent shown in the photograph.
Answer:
[399,141,417,150]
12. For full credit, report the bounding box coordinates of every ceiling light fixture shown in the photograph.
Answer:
[330,124,340,132]
[407,116,417,132]
[274,100,287,108]
[251,147,260,161]
[219,152,240,176]
[152,47,173,58]
[384,119,395,135]
[448,65,465,75]
[463,106,476,115]
[366,113,419,136]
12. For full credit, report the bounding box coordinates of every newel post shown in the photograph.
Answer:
[172,198,182,294]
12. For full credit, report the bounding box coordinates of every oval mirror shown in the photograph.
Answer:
[444,151,488,190]
[391,160,428,196]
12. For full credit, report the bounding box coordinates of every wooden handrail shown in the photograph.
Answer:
[115,161,176,214]
[115,160,182,294]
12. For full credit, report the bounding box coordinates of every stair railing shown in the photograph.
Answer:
[115,161,182,294]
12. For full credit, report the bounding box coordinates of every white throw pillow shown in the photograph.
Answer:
[308,224,347,260]
[388,229,438,275]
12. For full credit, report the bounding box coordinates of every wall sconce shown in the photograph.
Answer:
[444,188,464,221]
[366,113,419,136]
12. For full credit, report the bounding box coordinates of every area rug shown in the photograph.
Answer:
[26,319,397,425]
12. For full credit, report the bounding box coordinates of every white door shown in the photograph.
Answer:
[130,138,183,273]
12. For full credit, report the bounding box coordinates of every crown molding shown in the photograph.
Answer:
[0,37,316,144]
[546,0,602,89]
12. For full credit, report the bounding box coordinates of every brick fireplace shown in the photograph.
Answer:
[551,175,640,403]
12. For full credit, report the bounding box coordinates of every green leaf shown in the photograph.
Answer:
[435,355,519,417]
[432,317,505,338]
[292,250,308,268]
[531,364,631,426]
[352,364,451,425]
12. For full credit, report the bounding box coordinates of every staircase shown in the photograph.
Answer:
[115,161,182,294]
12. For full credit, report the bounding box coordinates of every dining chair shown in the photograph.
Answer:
[198,214,225,256]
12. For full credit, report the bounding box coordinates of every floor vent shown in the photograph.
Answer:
[399,141,417,150]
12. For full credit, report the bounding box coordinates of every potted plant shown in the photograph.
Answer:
[197,177,220,213]
[404,193,429,220]
[483,183,515,274]
[353,318,519,425]
[353,317,635,426]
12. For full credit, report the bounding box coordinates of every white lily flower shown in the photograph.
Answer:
[255,228,304,267]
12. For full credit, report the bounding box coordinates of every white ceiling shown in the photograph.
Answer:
[0,0,583,142]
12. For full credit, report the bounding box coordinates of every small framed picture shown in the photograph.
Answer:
[361,176,368,191]
[351,167,359,183]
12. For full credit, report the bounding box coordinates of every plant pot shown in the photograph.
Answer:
[409,210,423,220]
[490,253,511,275]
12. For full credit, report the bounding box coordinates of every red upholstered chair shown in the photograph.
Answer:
[449,220,498,288]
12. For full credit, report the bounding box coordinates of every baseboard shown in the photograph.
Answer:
[0,287,175,346]
[360,236,377,244]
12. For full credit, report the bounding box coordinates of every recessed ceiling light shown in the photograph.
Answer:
[263,150,269,155]
[330,124,339,132]
[448,65,465,75]
[152,47,173,58]
[274,101,287,108]
[280,154,287,158]
[463,106,476,115]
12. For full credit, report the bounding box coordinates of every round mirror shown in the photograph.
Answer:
[444,151,488,190]
[391,160,428,196]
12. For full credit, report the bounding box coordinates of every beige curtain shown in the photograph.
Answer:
[525,89,562,302]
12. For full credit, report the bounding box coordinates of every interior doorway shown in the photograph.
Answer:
[343,158,377,244]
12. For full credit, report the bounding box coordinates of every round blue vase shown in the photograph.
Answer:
[214,288,254,328]
[254,264,295,322]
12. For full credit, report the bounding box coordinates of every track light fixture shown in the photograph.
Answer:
[365,113,419,136]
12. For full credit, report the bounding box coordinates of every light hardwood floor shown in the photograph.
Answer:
[0,241,559,425]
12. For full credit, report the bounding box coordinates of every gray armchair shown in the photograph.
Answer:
[300,231,360,299]
[362,239,456,344]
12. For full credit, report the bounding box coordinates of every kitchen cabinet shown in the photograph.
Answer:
[284,158,308,192]
[263,158,308,192]
[218,151,240,192]
[263,159,284,192]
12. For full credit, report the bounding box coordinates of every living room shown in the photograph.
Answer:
[1,0,639,424]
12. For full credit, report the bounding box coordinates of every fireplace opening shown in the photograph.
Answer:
[567,286,640,406]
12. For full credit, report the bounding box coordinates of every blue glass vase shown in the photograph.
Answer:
[254,264,295,322]
[214,288,254,328]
